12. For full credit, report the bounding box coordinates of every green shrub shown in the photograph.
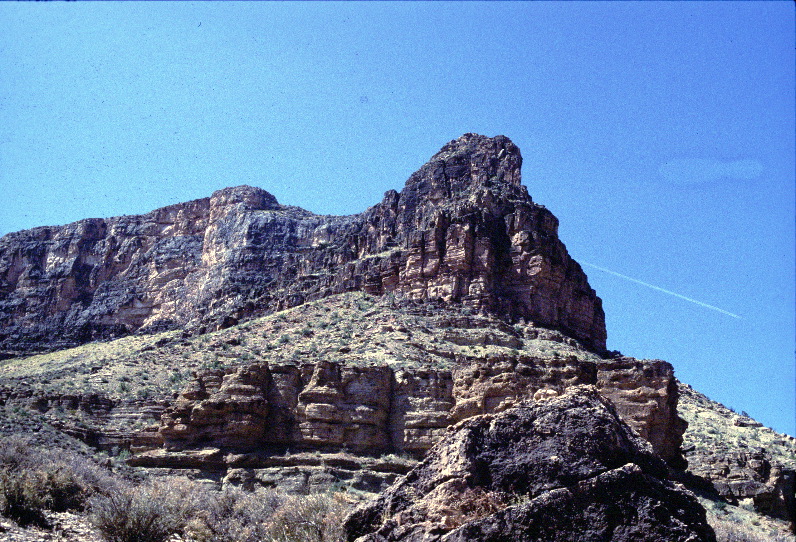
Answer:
[90,479,198,542]
[91,481,351,542]
[0,468,52,526]
[0,436,112,527]
[187,486,288,542]
[713,520,793,542]
[0,462,89,525]
[266,492,349,542]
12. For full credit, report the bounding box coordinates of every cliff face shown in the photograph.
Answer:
[0,134,605,357]
[154,356,596,456]
[141,347,684,468]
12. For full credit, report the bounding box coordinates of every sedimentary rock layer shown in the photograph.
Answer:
[146,355,685,467]
[0,134,606,357]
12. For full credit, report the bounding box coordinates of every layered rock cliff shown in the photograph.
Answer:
[145,351,683,467]
[0,134,605,358]
[0,134,793,538]
[0,292,687,473]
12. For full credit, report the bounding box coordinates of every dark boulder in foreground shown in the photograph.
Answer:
[343,385,715,542]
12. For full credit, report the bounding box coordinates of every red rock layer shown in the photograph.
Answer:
[0,134,605,356]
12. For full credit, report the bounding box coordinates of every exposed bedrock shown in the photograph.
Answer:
[143,355,686,469]
[342,385,715,542]
[0,134,605,357]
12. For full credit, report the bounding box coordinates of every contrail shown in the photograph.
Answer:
[582,262,742,319]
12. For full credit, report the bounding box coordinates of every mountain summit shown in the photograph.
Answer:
[0,134,605,357]
[0,135,793,540]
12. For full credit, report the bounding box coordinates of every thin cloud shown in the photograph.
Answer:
[582,262,741,319]
[658,158,763,186]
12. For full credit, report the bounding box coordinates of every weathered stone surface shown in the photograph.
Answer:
[128,449,416,494]
[296,361,393,450]
[450,354,597,422]
[343,386,715,542]
[0,384,166,452]
[159,363,269,449]
[144,349,688,470]
[688,448,795,520]
[678,382,796,522]
[0,134,606,358]
[596,356,687,468]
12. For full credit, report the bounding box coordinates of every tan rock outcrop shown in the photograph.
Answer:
[150,354,684,468]
[597,356,687,468]
[160,363,269,449]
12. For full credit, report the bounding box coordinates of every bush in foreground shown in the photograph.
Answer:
[1,436,353,542]
[90,477,352,542]
[89,479,198,542]
[0,435,115,527]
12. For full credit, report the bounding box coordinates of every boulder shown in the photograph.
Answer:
[343,385,715,542]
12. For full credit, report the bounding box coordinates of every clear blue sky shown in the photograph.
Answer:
[1,2,793,435]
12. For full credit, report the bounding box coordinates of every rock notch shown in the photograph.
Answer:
[343,385,715,542]
[0,134,606,357]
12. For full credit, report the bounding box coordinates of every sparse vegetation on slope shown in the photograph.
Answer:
[680,384,796,539]
[0,292,599,405]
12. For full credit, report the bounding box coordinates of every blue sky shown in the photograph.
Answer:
[1,2,793,435]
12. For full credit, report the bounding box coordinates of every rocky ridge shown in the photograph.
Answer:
[679,382,796,522]
[0,134,605,358]
[0,293,687,490]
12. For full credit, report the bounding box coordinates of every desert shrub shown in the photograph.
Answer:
[265,492,349,542]
[0,436,28,470]
[709,510,793,542]
[89,478,200,542]
[454,487,505,523]
[184,487,349,542]
[0,436,353,542]
[0,468,52,526]
[187,486,289,542]
[0,461,89,525]
[0,436,114,527]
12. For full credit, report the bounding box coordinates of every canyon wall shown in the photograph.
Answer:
[0,134,605,357]
[137,355,685,468]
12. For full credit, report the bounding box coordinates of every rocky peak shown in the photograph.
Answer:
[209,185,281,215]
[404,133,523,196]
[0,135,606,357]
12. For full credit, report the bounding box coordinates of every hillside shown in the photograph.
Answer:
[1,296,793,540]
[0,135,792,541]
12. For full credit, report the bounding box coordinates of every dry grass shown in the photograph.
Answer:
[700,497,794,542]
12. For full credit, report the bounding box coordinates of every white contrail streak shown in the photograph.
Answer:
[582,262,742,319]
